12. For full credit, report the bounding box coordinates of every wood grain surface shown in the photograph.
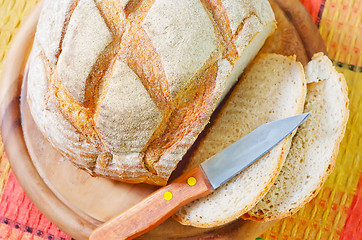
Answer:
[90,166,214,240]
[0,0,326,239]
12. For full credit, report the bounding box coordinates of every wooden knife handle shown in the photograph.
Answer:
[89,165,214,240]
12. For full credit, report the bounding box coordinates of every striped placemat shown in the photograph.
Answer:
[0,0,361,239]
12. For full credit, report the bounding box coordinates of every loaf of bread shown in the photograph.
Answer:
[243,53,349,221]
[173,54,306,227]
[26,0,276,185]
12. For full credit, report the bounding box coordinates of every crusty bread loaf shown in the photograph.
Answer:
[243,53,349,221]
[27,0,276,185]
[173,54,306,227]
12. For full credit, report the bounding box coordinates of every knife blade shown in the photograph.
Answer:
[202,112,310,189]
[89,113,310,240]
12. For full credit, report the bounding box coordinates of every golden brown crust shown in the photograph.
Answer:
[28,0,276,185]
[41,51,105,150]
[55,0,80,63]
[200,0,239,64]
[84,39,120,113]
[117,25,171,112]
[95,0,126,35]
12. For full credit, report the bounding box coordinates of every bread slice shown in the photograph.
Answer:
[173,54,306,227]
[243,53,349,221]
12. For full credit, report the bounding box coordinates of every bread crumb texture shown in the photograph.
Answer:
[27,0,275,185]
[244,53,349,222]
[174,53,306,227]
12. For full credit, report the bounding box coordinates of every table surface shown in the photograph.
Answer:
[0,0,361,239]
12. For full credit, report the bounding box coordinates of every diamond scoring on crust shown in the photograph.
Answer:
[142,0,220,97]
[41,51,106,151]
[95,59,163,155]
[119,0,131,9]
[200,0,239,64]
[55,0,80,63]
[56,0,113,104]
[116,24,171,112]
[39,0,262,184]
[95,0,126,35]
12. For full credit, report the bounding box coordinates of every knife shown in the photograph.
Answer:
[89,113,310,240]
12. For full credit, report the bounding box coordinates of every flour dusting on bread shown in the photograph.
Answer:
[27,0,276,185]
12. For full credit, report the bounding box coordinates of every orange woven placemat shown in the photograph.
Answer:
[0,0,361,239]
[261,1,362,239]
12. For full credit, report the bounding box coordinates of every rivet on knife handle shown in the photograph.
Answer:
[89,165,214,240]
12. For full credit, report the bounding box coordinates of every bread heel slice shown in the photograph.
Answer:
[173,53,306,228]
[243,53,349,222]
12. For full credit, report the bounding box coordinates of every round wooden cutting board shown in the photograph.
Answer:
[0,0,326,239]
